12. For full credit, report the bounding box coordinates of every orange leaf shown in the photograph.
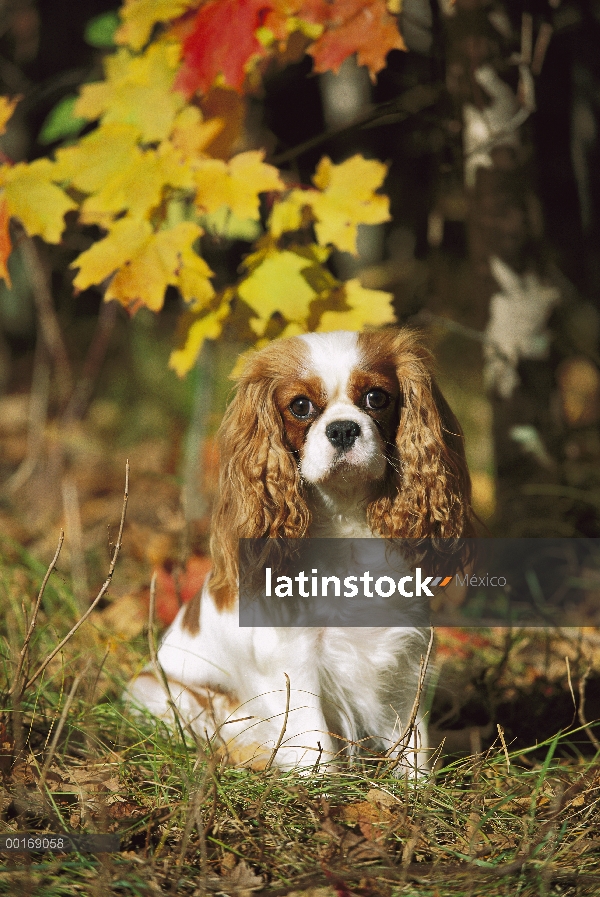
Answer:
[0,198,12,287]
[180,555,211,603]
[175,0,276,96]
[309,0,405,81]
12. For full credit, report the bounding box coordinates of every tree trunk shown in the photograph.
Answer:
[442,1,600,536]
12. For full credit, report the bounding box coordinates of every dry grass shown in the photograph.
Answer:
[0,523,599,897]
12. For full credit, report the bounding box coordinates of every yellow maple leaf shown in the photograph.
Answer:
[54,123,141,192]
[317,279,395,331]
[309,155,390,254]
[75,41,185,143]
[0,158,76,243]
[169,300,230,377]
[238,250,317,330]
[116,0,194,51]
[268,190,306,238]
[194,151,283,220]
[55,123,195,226]
[73,220,212,313]
[83,144,194,226]
[73,218,153,290]
[170,106,224,162]
[0,96,19,136]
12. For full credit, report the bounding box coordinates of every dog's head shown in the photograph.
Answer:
[209,329,473,608]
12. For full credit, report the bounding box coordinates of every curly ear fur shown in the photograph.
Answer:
[366,332,474,539]
[209,349,310,610]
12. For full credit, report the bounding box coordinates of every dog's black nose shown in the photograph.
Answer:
[325,420,361,451]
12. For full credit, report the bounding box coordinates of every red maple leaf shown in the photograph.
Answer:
[309,0,405,81]
[175,0,278,96]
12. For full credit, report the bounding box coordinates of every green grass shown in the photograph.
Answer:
[1,539,599,896]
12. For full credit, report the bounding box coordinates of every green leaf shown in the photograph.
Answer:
[84,11,121,49]
[39,96,87,145]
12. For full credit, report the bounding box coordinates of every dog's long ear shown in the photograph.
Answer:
[368,333,474,539]
[209,367,309,611]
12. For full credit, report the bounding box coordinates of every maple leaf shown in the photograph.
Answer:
[73,218,153,290]
[73,219,213,312]
[116,0,195,51]
[55,122,196,227]
[169,299,230,376]
[0,158,76,243]
[274,155,390,254]
[82,143,194,226]
[194,150,282,220]
[175,0,277,96]
[54,123,141,193]
[75,41,185,142]
[317,278,394,330]
[170,106,225,161]
[268,189,306,238]
[309,0,405,81]
[311,155,389,253]
[238,249,317,330]
[0,197,12,286]
[0,95,19,136]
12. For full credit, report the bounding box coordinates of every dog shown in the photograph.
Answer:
[126,329,473,772]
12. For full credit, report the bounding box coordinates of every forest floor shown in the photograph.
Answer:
[0,311,599,895]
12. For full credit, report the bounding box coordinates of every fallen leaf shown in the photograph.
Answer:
[220,858,263,893]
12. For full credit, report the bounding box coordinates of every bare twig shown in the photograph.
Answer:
[565,656,576,711]
[497,724,510,774]
[378,628,435,776]
[264,672,291,772]
[24,461,129,691]
[9,530,64,696]
[578,667,600,752]
[270,85,439,165]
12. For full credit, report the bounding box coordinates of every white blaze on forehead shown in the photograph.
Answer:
[298,331,360,399]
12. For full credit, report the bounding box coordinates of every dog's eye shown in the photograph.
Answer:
[364,389,390,410]
[289,396,315,419]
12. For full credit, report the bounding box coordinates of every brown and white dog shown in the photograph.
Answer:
[127,330,473,771]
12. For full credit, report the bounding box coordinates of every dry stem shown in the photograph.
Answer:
[24,460,129,691]
[264,672,291,772]
[10,529,64,697]
[376,627,435,776]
